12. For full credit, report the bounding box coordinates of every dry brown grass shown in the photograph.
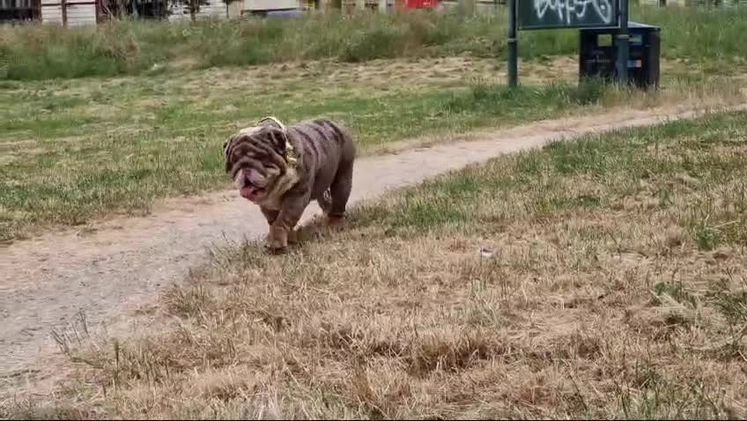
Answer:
[4,110,747,419]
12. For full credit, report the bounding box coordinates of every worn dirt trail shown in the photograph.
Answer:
[1,104,745,390]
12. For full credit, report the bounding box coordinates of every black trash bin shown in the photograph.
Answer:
[579,21,661,90]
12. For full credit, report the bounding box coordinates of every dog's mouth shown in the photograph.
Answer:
[240,183,266,202]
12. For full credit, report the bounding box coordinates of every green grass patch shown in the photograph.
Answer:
[1,68,668,243]
[356,110,747,250]
[1,65,744,242]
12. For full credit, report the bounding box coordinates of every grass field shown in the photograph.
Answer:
[1,4,746,243]
[7,109,746,419]
[2,51,743,244]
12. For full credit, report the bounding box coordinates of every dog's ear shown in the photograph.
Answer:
[257,119,287,151]
[263,126,287,155]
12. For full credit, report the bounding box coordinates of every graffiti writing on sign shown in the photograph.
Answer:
[533,0,614,25]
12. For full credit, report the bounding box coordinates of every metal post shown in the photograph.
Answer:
[507,0,518,88]
[61,0,67,26]
[615,0,629,85]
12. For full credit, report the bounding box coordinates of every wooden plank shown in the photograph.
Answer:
[66,2,96,25]
[40,3,63,24]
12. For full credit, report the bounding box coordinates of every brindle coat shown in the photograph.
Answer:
[224,117,356,253]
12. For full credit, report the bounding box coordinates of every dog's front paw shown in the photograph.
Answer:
[327,214,346,231]
[266,225,289,255]
[286,229,299,245]
[264,243,288,255]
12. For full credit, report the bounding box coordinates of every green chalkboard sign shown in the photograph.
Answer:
[517,0,619,30]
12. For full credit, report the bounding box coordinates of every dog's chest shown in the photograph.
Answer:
[259,168,301,211]
[258,195,283,211]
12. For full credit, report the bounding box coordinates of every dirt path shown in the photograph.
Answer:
[1,104,744,390]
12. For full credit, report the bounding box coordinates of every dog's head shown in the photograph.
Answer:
[223,119,296,204]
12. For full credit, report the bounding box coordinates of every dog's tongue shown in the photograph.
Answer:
[240,186,258,200]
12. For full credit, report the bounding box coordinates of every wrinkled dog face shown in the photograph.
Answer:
[224,125,289,204]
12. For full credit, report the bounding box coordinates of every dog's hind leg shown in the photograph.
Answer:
[316,189,333,216]
[327,157,354,228]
